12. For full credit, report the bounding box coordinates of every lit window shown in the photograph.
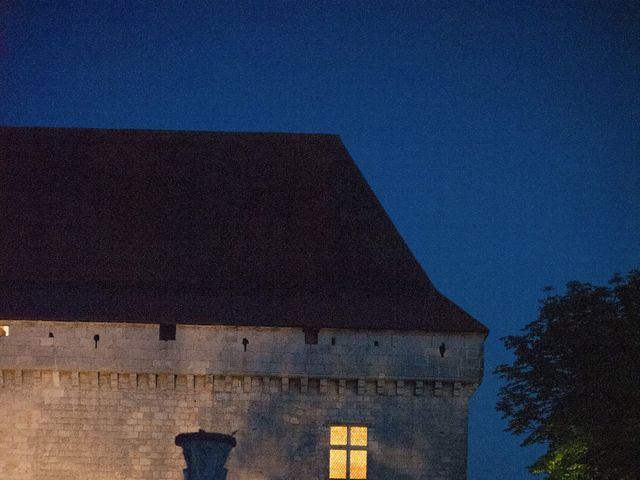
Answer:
[329,425,367,479]
[0,326,8,337]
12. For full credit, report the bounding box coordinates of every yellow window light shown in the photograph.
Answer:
[330,448,347,479]
[329,425,369,479]
[330,426,348,446]
[349,450,367,479]
[350,426,367,446]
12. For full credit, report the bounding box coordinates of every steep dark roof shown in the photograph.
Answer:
[0,127,487,334]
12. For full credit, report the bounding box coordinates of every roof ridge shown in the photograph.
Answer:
[0,125,341,139]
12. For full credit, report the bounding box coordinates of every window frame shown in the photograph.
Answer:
[329,424,368,480]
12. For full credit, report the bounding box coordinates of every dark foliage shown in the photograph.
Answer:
[496,270,640,479]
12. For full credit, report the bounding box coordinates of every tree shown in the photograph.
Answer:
[495,270,640,479]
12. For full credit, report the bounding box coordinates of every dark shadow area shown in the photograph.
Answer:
[175,430,236,480]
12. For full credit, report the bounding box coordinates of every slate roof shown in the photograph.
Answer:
[0,127,487,334]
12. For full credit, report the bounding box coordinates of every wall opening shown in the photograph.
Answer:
[159,324,176,341]
[304,327,319,345]
[0,326,8,337]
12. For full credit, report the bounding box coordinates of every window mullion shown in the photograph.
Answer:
[346,426,351,479]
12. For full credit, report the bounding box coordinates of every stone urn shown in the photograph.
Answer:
[175,430,237,480]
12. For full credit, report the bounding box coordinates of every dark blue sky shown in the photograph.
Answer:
[1,1,638,478]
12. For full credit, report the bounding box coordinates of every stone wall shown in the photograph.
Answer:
[0,320,484,480]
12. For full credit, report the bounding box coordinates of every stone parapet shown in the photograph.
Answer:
[0,368,480,398]
[0,320,485,384]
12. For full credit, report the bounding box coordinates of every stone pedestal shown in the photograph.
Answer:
[175,430,237,480]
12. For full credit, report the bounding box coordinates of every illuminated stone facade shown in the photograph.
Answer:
[0,320,484,479]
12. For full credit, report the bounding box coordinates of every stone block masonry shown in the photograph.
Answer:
[0,321,484,480]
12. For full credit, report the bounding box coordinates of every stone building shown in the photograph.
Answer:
[0,127,487,480]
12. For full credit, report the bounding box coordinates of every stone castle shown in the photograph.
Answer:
[0,127,487,480]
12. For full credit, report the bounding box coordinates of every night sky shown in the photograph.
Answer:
[1,1,638,478]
